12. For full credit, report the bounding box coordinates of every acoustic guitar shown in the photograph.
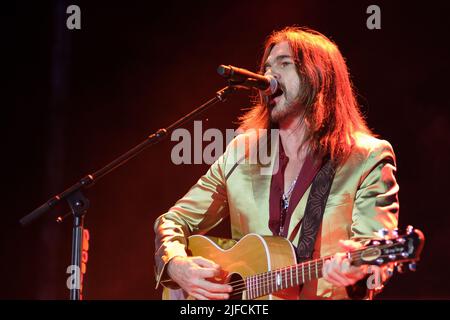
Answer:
[162,226,424,300]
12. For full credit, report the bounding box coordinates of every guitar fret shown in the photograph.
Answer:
[274,272,277,292]
[278,270,280,290]
[265,272,268,296]
[278,270,281,290]
[259,274,262,297]
[249,276,253,300]
[269,272,272,295]
[272,271,277,292]
[248,276,251,299]
[290,266,293,287]
[272,271,275,292]
[285,268,288,288]
[272,271,278,292]
[276,271,281,290]
[269,272,273,292]
[275,271,278,291]
[315,260,318,279]
[259,273,263,297]
[308,262,311,281]
[246,277,250,300]
[262,272,265,297]
[302,264,305,283]
[257,274,260,297]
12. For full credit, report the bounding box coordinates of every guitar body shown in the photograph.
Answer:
[162,233,300,300]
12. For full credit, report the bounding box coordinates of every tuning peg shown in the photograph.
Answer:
[406,225,414,234]
[396,263,404,273]
[392,228,399,238]
[377,228,389,239]
[408,262,417,272]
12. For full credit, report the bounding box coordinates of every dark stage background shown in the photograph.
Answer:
[3,0,450,299]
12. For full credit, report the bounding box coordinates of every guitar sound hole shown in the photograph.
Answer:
[228,273,244,300]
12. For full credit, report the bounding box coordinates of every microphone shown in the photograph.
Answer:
[217,65,278,95]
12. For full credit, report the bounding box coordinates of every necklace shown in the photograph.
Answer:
[282,177,298,206]
[279,177,298,236]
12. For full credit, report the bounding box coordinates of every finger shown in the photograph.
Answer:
[193,256,220,269]
[323,257,344,277]
[197,279,233,293]
[322,260,329,278]
[193,257,221,278]
[342,258,351,272]
[327,269,355,286]
[341,259,363,278]
[190,291,209,300]
[333,261,363,283]
[339,239,362,251]
[336,256,365,280]
[323,260,346,286]
[327,259,356,286]
[338,257,366,279]
[346,266,366,279]
[323,261,345,286]
[195,267,220,279]
[194,287,229,300]
[331,253,345,271]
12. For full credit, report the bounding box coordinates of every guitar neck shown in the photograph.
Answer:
[244,250,364,300]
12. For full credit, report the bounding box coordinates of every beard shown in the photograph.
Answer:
[269,95,302,123]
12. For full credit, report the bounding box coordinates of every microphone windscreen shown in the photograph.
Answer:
[217,65,231,78]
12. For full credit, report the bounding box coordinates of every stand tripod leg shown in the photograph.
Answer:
[67,191,89,300]
[70,216,84,300]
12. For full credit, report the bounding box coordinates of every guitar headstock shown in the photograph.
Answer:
[354,226,425,272]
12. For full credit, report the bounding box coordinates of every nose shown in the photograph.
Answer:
[264,68,280,80]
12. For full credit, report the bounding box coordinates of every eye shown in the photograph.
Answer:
[281,61,292,68]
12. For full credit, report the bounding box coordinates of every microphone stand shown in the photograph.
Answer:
[20,84,239,300]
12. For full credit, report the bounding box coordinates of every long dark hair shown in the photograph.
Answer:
[239,27,372,163]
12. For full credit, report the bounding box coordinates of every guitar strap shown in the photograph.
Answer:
[295,157,336,262]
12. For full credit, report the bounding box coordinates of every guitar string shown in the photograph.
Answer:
[229,259,330,296]
[224,241,397,288]
[228,253,388,296]
[227,250,401,296]
[228,252,407,298]
[224,250,362,288]
[227,254,352,294]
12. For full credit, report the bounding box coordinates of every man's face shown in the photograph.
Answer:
[264,41,302,123]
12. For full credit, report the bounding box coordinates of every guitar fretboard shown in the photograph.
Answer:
[244,251,363,299]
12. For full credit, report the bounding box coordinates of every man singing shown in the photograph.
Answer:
[153,27,399,299]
